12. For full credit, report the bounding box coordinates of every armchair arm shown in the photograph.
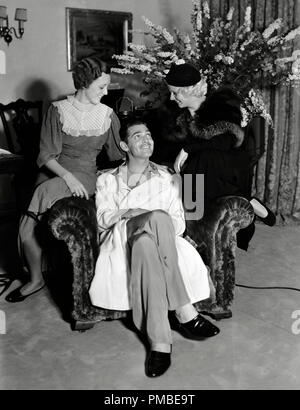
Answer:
[47,197,126,325]
[186,196,254,316]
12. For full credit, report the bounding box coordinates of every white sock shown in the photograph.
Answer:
[151,343,171,353]
[175,303,198,324]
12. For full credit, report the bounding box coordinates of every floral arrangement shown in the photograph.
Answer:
[112,0,300,127]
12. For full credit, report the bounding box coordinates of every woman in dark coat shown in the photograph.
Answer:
[164,63,275,250]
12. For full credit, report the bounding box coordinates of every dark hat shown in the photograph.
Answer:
[165,63,201,87]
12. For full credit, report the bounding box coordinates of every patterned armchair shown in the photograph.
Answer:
[45,195,254,331]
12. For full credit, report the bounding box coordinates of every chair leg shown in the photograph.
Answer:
[0,275,13,297]
[194,299,233,320]
[71,319,98,332]
[200,307,232,321]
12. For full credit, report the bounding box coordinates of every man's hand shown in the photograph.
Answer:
[62,172,89,200]
[174,149,188,174]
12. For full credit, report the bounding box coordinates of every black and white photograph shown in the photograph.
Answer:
[1,0,300,393]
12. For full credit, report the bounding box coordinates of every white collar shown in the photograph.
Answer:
[67,95,99,112]
[53,96,112,137]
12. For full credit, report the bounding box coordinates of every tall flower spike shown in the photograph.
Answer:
[196,9,203,32]
[161,28,174,44]
[142,16,155,30]
[112,2,300,123]
[262,18,283,39]
[192,0,201,11]
[129,44,147,52]
[292,59,300,76]
[244,6,252,32]
[191,0,201,30]
[203,1,210,19]
[226,7,234,21]
[284,26,300,42]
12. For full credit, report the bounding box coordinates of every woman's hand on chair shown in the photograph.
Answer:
[62,172,89,199]
[174,149,188,174]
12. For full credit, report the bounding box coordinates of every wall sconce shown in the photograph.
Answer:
[0,6,27,45]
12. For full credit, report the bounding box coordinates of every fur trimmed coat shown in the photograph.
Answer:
[174,87,251,209]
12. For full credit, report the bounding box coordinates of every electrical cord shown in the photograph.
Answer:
[235,283,300,292]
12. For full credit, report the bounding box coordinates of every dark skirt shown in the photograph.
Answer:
[182,148,251,212]
[182,147,254,251]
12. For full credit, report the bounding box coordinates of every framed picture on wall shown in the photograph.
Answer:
[66,8,132,71]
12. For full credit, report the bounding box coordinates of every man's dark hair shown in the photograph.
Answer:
[119,117,149,143]
[72,55,110,90]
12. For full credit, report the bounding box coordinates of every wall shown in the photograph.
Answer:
[0,0,193,207]
[0,0,193,107]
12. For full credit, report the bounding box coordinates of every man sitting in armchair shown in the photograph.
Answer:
[88,118,220,378]
[48,126,254,330]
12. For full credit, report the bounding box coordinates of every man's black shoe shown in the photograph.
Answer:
[146,351,171,377]
[179,314,220,340]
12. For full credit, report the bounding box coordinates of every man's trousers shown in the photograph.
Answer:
[127,210,190,349]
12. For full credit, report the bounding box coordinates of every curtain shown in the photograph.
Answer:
[208,0,300,224]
